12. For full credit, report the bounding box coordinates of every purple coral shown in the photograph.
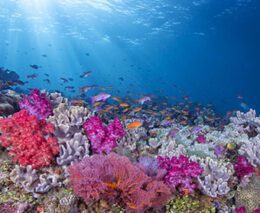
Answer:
[19,89,52,120]
[68,153,171,211]
[234,155,255,180]
[83,116,126,154]
[157,155,203,194]
[195,134,206,143]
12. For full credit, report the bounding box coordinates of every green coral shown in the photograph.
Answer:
[111,203,124,213]
[166,196,216,213]
[0,188,35,205]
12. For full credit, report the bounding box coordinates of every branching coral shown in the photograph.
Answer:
[157,155,203,194]
[19,89,52,120]
[0,110,59,169]
[68,153,171,211]
[83,116,126,154]
[238,135,260,168]
[230,110,260,137]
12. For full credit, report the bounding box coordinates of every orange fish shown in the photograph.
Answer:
[127,121,142,129]
[112,96,122,102]
[120,103,129,107]
[132,107,142,113]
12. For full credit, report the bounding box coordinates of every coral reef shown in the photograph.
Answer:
[19,89,53,120]
[0,110,59,169]
[1,89,260,212]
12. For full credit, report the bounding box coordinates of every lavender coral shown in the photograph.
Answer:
[68,153,171,211]
[193,157,234,198]
[83,116,126,154]
[47,103,90,166]
[230,109,260,137]
[157,155,203,194]
[19,89,52,120]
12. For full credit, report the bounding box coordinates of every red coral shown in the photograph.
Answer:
[0,110,59,169]
[68,153,171,211]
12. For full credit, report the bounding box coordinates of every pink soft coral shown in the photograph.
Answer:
[19,89,52,120]
[83,116,126,154]
[157,155,203,194]
[0,110,59,169]
[68,153,171,211]
[234,155,255,180]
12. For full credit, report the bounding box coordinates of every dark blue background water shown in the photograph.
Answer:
[0,0,259,113]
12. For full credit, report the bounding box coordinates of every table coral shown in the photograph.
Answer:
[0,110,59,169]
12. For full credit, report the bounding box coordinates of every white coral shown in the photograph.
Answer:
[239,135,260,167]
[195,157,234,198]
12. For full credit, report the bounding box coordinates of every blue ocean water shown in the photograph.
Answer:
[0,0,259,114]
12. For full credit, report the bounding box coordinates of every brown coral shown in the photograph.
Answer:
[235,175,260,212]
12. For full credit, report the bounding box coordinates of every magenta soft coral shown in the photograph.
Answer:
[157,155,203,194]
[83,116,126,154]
[19,89,52,120]
[0,110,59,169]
[234,155,255,180]
[68,153,171,211]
